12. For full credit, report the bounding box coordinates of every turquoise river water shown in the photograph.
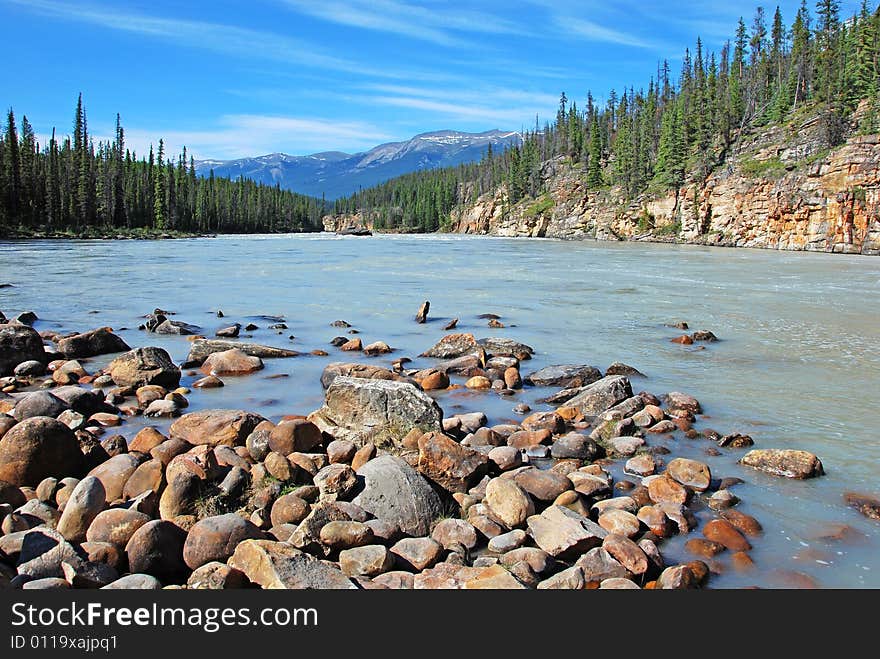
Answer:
[1,233,878,588]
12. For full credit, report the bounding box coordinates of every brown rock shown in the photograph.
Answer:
[720,509,763,536]
[647,475,690,505]
[703,519,752,551]
[170,409,265,447]
[485,478,534,529]
[739,449,824,479]
[0,416,85,486]
[183,514,264,570]
[598,509,641,538]
[666,457,712,492]
[125,520,188,584]
[417,432,488,494]
[129,427,167,453]
[390,537,444,571]
[86,508,151,547]
[526,505,607,559]
[514,469,572,502]
[269,419,323,455]
[227,539,356,589]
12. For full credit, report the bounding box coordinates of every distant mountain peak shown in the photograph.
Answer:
[194,129,522,200]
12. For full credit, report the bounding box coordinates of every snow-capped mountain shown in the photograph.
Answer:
[194,130,522,200]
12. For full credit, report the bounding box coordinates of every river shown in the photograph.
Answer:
[1,233,879,588]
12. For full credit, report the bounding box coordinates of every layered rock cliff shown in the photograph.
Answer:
[449,111,880,255]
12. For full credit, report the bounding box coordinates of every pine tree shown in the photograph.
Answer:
[153,139,167,229]
[586,112,603,188]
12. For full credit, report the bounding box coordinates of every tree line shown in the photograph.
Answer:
[335,1,880,232]
[0,95,325,236]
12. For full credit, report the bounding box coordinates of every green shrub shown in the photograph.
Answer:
[523,195,555,218]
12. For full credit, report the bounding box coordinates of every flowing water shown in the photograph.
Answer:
[1,234,879,588]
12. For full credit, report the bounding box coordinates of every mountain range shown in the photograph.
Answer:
[194,129,522,200]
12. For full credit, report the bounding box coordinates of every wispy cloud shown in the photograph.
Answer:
[88,115,393,160]
[280,0,527,46]
[561,17,657,49]
[3,0,409,79]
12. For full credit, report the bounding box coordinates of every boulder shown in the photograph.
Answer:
[270,493,311,527]
[56,476,106,543]
[268,419,323,455]
[0,324,45,376]
[108,347,180,389]
[200,349,263,376]
[513,469,572,502]
[666,458,712,492]
[87,454,143,502]
[227,540,356,589]
[526,505,607,558]
[309,377,443,449]
[420,333,479,359]
[86,508,151,547]
[101,574,162,589]
[525,364,602,388]
[289,501,351,554]
[664,392,702,414]
[352,455,443,537]
[0,416,84,486]
[431,518,479,550]
[320,362,399,389]
[16,527,86,579]
[153,319,200,335]
[565,376,633,416]
[339,545,395,577]
[313,464,358,500]
[186,340,299,365]
[124,520,189,584]
[739,449,825,479]
[417,432,488,494]
[183,514,264,570]
[170,409,266,447]
[464,564,528,589]
[390,537,444,571]
[11,391,70,421]
[56,328,130,359]
[485,478,534,529]
[477,338,534,359]
[187,562,249,589]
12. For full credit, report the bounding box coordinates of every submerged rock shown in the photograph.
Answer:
[739,449,824,479]
[185,340,299,365]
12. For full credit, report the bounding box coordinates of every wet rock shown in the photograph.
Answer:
[170,409,265,447]
[844,492,880,521]
[56,476,105,543]
[526,505,607,558]
[14,360,46,377]
[310,377,443,449]
[717,433,755,448]
[685,538,726,558]
[339,545,394,577]
[525,364,602,388]
[671,335,694,345]
[0,416,84,486]
[57,328,130,359]
[703,519,751,551]
[565,376,633,416]
[739,449,824,479]
[666,457,712,492]
[215,324,241,338]
[124,520,188,584]
[0,325,46,376]
[477,338,534,360]
[320,362,399,390]
[637,505,674,537]
[656,565,697,589]
[186,340,299,365]
[390,537,444,571]
[568,471,612,499]
[183,514,264,570]
[551,433,599,460]
[415,301,430,324]
[340,338,362,352]
[707,489,739,510]
[420,333,479,359]
[647,475,690,505]
[719,509,763,536]
[228,539,356,589]
[353,455,443,537]
[625,454,656,476]
[417,432,488,494]
[603,533,649,575]
[692,330,718,342]
[108,347,180,389]
[664,391,702,414]
[201,349,263,375]
[605,362,645,377]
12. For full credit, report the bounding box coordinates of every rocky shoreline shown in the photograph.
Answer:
[0,306,850,591]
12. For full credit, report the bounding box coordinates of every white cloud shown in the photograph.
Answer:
[3,0,407,78]
[280,0,527,46]
[560,17,657,49]
[73,115,394,160]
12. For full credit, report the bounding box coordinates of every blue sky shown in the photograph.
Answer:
[0,0,865,160]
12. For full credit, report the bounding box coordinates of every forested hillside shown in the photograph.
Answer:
[0,95,325,238]
[333,1,880,233]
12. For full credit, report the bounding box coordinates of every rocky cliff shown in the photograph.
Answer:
[449,111,880,255]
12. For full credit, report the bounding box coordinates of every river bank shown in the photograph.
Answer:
[0,305,846,589]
